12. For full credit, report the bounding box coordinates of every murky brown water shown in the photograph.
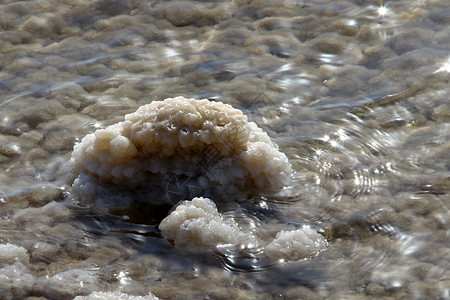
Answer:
[0,0,449,299]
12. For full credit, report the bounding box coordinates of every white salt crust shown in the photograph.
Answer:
[71,96,293,194]
[71,97,326,260]
[159,197,249,251]
[0,243,28,263]
[74,291,159,300]
[265,226,328,261]
[0,244,34,299]
[160,197,327,261]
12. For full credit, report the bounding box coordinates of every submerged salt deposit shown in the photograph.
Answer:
[74,291,159,300]
[160,197,328,261]
[1,0,449,298]
[265,226,328,261]
[71,97,326,260]
[159,197,248,251]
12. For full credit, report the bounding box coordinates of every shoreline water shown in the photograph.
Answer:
[0,0,449,299]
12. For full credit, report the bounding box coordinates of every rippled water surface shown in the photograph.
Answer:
[1,0,449,299]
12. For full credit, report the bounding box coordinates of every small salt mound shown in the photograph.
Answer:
[74,291,159,300]
[0,243,29,264]
[14,201,70,227]
[159,197,250,251]
[0,244,34,299]
[69,97,327,261]
[71,96,292,196]
[265,226,328,261]
[160,198,327,260]
[41,268,99,298]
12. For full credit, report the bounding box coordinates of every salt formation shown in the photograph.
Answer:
[265,226,328,261]
[0,243,29,263]
[159,197,249,251]
[74,291,159,300]
[0,244,34,299]
[71,96,327,261]
[160,197,327,261]
[71,96,293,196]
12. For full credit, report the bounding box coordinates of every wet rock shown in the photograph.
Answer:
[184,67,214,87]
[14,201,70,227]
[381,49,439,73]
[0,31,22,46]
[308,33,348,54]
[234,0,300,21]
[41,114,95,152]
[96,15,139,31]
[0,10,16,30]
[292,16,325,41]
[0,142,21,157]
[28,186,63,205]
[329,19,359,36]
[433,103,450,122]
[245,35,302,58]
[357,24,380,42]
[285,286,319,299]
[31,242,60,263]
[20,14,56,37]
[4,1,54,16]
[365,282,387,296]
[5,57,41,74]
[90,0,134,16]
[0,154,8,163]
[362,44,396,67]
[221,76,267,106]
[152,2,229,27]
[164,3,202,27]
[39,268,100,299]
[69,63,111,79]
[258,17,291,31]
[116,82,143,99]
[47,223,83,242]
[17,98,68,129]
[80,95,135,119]
[388,28,435,55]
[429,6,450,24]
[62,240,90,260]
[324,65,374,96]
[26,66,61,82]
[212,26,252,46]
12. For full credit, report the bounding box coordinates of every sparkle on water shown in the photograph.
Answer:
[0,0,448,299]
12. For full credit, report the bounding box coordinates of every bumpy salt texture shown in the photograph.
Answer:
[70,97,327,261]
[71,96,293,195]
[0,244,34,299]
[74,291,159,300]
[160,197,327,260]
[265,226,328,261]
[159,197,249,251]
[0,243,29,263]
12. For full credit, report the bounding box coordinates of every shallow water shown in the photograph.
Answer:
[0,0,449,299]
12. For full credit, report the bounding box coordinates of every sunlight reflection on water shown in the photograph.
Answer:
[0,0,449,298]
